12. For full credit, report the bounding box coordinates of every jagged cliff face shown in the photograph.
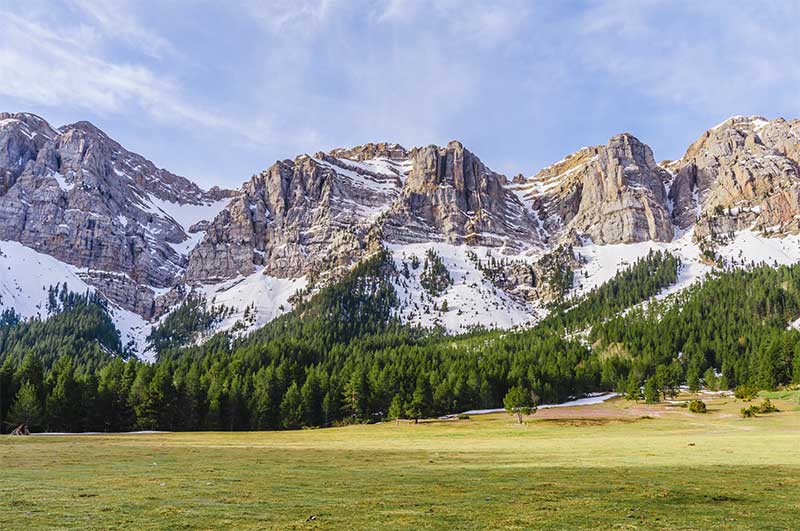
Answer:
[510,133,673,245]
[186,146,407,282]
[5,110,800,342]
[0,113,236,317]
[382,141,543,249]
[668,116,800,241]
[187,140,543,283]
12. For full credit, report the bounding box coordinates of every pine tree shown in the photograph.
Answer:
[8,381,41,431]
[45,356,81,431]
[388,394,405,420]
[644,378,660,404]
[503,385,538,424]
[280,382,304,429]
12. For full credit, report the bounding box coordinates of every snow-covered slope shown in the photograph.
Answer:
[0,240,150,355]
[195,269,308,338]
[388,242,543,333]
[144,195,232,256]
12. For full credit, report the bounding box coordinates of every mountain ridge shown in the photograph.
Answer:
[1,111,799,357]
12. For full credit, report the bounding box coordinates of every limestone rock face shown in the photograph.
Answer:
[7,109,800,331]
[513,133,673,245]
[0,112,57,193]
[382,141,543,250]
[668,116,800,240]
[187,150,405,282]
[187,141,544,283]
[0,113,236,316]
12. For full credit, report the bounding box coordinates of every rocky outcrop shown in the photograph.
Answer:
[188,141,544,284]
[669,116,800,241]
[473,244,581,303]
[0,113,236,316]
[7,109,800,331]
[517,133,673,245]
[78,271,157,318]
[0,112,57,193]
[187,150,403,282]
[381,141,543,250]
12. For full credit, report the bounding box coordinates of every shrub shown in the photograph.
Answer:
[457,414,471,420]
[688,400,707,413]
[740,406,758,418]
[734,384,759,400]
[757,398,778,414]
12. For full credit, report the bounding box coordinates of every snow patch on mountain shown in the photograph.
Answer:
[331,156,412,181]
[196,269,308,336]
[0,240,151,356]
[314,158,403,194]
[715,230,800,266]
[388,242,542,332]
[573,230,709,297]
[50,171,74,192]
[142,195,232,257]
[146,196,231,235]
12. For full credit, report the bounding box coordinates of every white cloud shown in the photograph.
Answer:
[0,9,269,147]
[67,0,178,59]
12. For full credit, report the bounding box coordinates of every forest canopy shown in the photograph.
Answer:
[2,249,798,433]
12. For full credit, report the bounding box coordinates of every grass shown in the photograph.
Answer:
[2,395,800,530]
[759,388,800,405]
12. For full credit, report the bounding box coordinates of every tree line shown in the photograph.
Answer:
[4,247,798,433]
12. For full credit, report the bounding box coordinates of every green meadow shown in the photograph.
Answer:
[2,394,799,531]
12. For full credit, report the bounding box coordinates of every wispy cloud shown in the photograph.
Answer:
[0,7,268,148]
[574,1,800,116]
[237,0,533,153]
[67,0,178,59]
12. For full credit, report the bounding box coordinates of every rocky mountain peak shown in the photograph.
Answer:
[0,113,237,317]
[669,116,800,238]
[0,112,58,192]
[328,142,408,161]
[524,133,672,245]
[382,140,543,249]
[188,146,405,282]
[56,120,232,206]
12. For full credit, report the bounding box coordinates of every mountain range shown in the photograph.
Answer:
[2,111,799,358]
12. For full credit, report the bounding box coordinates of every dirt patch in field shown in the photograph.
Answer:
[519,399,712,424]
[535,417,641,427]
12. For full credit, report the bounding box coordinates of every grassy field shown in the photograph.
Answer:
[2,394,800,531]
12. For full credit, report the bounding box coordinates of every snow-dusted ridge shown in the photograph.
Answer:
[4,113,800,362]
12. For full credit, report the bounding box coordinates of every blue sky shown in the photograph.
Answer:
[1,0,799,189]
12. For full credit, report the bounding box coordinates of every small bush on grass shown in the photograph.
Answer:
[734,385,759,400]
[740,405,758,418]
[757,398,778,414]
[689,400,707,413]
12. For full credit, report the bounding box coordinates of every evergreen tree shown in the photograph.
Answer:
[45,356,81,431]
[644,378,660,404]
[503,385,538,424]
[8,381,41,431]
[280,382,304,429]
